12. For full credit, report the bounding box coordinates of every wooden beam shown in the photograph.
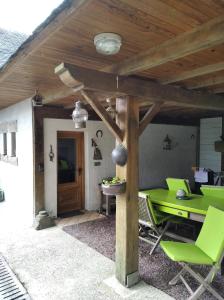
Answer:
[161,62,224,84]
[188,75,224,90]
[55,62,119,92]
[104,15,224,75]
[213,87,224,94]
[139,103,162,136]
[115,97,139,287]
[0,0,92,83]
[54,63,224,111]
[80,90,123,142]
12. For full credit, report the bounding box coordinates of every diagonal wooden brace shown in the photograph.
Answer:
[81,90,124,142]
[139,102,163,136]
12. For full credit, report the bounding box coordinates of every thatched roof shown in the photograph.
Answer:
[0,0,71,72]
[0,28,27,68]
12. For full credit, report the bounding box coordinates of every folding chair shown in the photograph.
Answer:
[200,185,224,199]
[166,177,191,194]
[160,206,224,300]
[139,196,172,255]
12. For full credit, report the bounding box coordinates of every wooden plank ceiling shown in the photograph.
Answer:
[0,0,224,122]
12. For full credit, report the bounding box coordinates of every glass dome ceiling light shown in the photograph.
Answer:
[94,33,122,55]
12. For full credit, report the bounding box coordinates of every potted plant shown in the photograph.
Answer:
[101,177,126,195]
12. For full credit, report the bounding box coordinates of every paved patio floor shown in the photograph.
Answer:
[0,213,173,300]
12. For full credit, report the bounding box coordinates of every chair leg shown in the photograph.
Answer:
[189,279,223,300]
[184,264,224,300]
[150,222,170,255]
[169,267,186,285]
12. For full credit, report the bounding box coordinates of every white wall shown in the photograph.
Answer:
[139,124,197,189]
[44,119,197,215]
[44,119,115,216]
[200,117,222,172]
[0,99,34,226]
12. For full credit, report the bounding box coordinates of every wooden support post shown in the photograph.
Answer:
[115,97,139,287]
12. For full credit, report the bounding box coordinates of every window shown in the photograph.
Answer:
[3,133,7,155]
[11,132,16,157]
[0,121,18,165]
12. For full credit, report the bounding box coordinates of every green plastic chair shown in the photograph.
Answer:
[160,206,224,300]
[166,177,191,194]
[138,196,172,255]
[200,185,224,199]
[166,177,197,236]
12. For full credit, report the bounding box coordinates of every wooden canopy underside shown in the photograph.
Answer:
[1,0,224,121]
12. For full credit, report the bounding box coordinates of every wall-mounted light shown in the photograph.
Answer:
[106,98,117,120]
[32,89,43,107]
[94,33,122,55]
[72,101,88,129]
[163,135,172,150]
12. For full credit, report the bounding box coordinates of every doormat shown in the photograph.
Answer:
[0,254,31,300]
[58,210,84,219]
[63,216,224,300]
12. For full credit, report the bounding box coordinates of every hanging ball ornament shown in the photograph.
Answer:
[111,144,128,166]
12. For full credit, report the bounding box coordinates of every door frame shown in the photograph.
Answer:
[57,131,85,213]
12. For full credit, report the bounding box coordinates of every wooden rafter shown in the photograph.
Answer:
[104,15,224,75]
[54,63,224,111]
[161,62,224,84]
[188,75,224,90]
[0,0,92,83]
[43,86,74,104]
[80,90,124,142]
[213,87,224,94]
[139,103,162,136]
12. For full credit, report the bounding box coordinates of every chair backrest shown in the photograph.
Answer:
[196,206,224,263]
[166,178,191,194]
[138,196,158,226]
[200,185,224,200]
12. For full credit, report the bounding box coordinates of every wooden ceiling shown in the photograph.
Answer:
[0,0,224,121]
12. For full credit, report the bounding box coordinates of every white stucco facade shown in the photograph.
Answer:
[0,103,198,222]
[200,117,222,172]
[139,124,197,190]
[43,119,115,216]
[0,99,34,226]
[44,118,197,216]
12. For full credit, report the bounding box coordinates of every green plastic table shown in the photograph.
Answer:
[139,189,224,222]
[139,188,224,274]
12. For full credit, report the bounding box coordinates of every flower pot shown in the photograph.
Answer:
[101,182,126,196]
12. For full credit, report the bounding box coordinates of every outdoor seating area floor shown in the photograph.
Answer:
[0,225,173,300]
[63,216,224,300]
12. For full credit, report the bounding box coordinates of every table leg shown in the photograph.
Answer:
[221,258,224,275]
[106,195,111,216]
[99,191,104,214]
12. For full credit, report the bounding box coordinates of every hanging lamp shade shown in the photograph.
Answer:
[72,101,88,129]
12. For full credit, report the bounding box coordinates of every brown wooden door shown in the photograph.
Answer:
[57,131,84,215]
